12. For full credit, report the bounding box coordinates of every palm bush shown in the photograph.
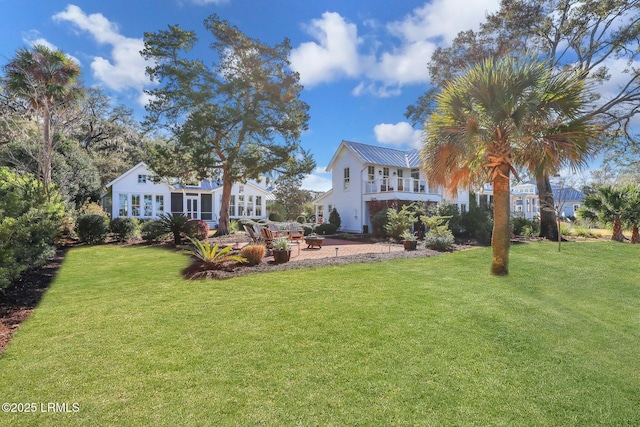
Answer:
[184,237,247,268]
[385,204,418,241]
[157,213,191,245]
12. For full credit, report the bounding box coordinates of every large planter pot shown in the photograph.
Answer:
[273,249,291,263]
[403,240,418,251]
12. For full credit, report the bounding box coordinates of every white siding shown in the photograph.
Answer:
[111,164,171,219]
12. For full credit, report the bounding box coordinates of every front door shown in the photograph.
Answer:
[186,195,199,219]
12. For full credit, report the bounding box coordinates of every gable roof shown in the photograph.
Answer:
[104,161,148,189]
[326,140,421,171]
[553,186,584,201]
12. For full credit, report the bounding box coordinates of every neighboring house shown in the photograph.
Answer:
[101,162,270,228]
[313,140,470,233]
[481,181,585,220]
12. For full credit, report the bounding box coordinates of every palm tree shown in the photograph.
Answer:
[624,186,640,244]
[3,44,82,197]
[579,186,629,242]
[423,56,596,275]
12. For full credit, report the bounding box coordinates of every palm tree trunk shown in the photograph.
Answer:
[631,225,639,244]
[491,164,511,276]
[537,172,558,241]
[612,219,624,242]
[217,173,232,236]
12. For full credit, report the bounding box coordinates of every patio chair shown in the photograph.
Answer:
[260,227,275,250]
[268,223,281,237]
[244,225,262,244]
[287,223,304,242]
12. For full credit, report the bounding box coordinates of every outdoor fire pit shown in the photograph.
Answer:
[304,235,324,249]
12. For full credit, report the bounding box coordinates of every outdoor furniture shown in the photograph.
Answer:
[260,227,275,250]
[268,223,281,238]
[287,223,304,242]
[304,235,324,249]
[244,225,262,244]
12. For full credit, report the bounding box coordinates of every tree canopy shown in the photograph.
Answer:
[424,56,597,275]
[142,14,315,235]
[408,0,640,239]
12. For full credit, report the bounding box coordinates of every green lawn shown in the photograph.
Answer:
[1,242,639,426]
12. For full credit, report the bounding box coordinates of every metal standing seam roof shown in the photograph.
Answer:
[552,186,584,201]
[342,140,422,168]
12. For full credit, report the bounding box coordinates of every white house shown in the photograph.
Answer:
[313,140,470,233]
[101,162,271,228]
[480,181,585,220]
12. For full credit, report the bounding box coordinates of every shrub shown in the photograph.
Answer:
[229,220,239,234]
[512,217,539,236]
[460,197,493,244]
[239,244,266,266]
[371,209,390,238]
[109,217,139,242]
[184,237,246,268]
[385,204,418,241]
[0,168,65,288]
[302,225,314,236]
[315,223,338,235]
[329,208,341,228]
[434,201,462,236]
[186,219,210,241]
[76,214,109,244]
[140,220,169,242]
[78,200,108,217]
[422,215,455,251]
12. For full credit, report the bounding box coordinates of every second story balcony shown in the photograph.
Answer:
[364,178,441,196]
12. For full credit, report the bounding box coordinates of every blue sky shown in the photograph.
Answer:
[1,0,507,190]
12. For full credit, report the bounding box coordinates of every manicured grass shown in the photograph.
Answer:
[1,242,639,425]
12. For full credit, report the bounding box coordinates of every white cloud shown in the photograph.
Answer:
[289,12,361,87]
[301,167,332,191]
[374,122,423,149]
[52,4,153,104]
[387,0,500,44]
[21,32,81,66]
[291,1,501,97]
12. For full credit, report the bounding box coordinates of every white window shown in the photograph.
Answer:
[238,194,245,216]
[344,167,350,190]
[229,195,236,217]
[247,195,254,216]
[155,195,164,215]
[118,194,128,217]
[131,194,141,217]
[255,196,262,217]
[138,174,147,184]
[461,204,467,213]
[367,166,375,182]
[144,195,153,216]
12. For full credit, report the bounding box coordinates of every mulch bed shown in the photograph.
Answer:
[0,247,68,354]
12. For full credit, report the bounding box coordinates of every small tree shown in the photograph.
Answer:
[329,208,341,229]
[385,204,417,241]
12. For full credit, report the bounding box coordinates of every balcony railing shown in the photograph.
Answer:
[364,178,439,195]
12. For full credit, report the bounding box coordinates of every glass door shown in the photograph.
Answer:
[186,195,199,219]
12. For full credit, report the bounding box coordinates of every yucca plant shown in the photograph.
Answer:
[184,236,247,267]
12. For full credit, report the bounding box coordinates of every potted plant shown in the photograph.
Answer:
[401,230,418,251]
[272,237,292,263]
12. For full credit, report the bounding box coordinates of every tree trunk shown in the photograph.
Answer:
[612,219,624,242]
[217,173,233,236]
[632,225,639,244]
[536,172,558,241]
[491,165,511,276]
[42,106,53,201]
